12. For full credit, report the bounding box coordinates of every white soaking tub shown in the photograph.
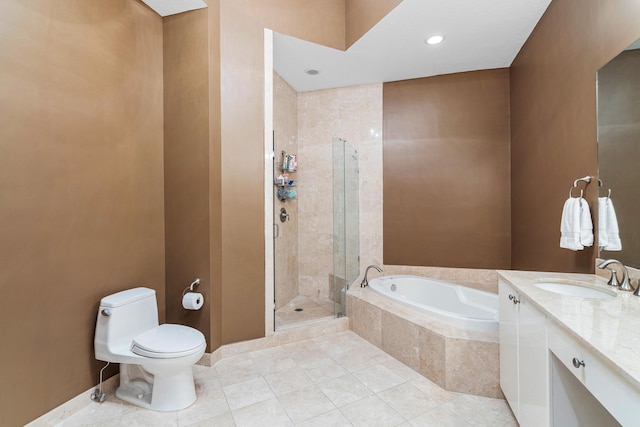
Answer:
[367,275,498,332]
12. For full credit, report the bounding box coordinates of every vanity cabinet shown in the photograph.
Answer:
[548,321,639,426]
[499,280,550,427]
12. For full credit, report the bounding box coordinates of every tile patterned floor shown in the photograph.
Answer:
[56,330,517,426]
[275,295,335,329]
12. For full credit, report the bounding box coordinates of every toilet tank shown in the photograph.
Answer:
[95,287,159,361]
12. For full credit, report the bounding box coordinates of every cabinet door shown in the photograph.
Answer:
[518,297,549,427]
[498,280,519,419]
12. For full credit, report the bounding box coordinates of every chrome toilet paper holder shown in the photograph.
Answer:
[182,278,201,296]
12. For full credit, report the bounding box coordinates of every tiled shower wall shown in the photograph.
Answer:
[297,84,384,298]
[273,72,299,309]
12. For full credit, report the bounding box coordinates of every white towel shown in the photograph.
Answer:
[580,198,594,247]
[598,197,609,249]
[560,197,593,251]
[598,197,622,251]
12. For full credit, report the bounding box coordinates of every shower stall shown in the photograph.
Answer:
[268,36,361,330]
[272,137,359,330]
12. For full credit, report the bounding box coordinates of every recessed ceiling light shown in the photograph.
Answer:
[305,69,320,75]
[425,34,445,45]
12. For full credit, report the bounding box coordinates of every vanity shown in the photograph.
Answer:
[498,270,640,427]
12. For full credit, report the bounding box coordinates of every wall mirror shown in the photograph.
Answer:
[597,38,640,268]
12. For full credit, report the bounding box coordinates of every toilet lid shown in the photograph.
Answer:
[132,324,205,359]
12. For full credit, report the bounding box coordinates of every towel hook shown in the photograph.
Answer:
[569,186,585,198]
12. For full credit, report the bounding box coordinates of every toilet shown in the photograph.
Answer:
[94,287,206,411]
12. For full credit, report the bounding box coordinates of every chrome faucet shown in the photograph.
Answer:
[597,259,633,291]
[361,265,383,288]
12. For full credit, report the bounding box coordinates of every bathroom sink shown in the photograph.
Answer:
[534,282,616,299]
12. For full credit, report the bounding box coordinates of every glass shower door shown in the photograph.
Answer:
[332,138,359,317]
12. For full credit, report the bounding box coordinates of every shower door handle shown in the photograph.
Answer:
[274,224,279,239]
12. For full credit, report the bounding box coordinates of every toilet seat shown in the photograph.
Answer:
[132,324,205,359]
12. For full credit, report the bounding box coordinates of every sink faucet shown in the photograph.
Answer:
[361,265,383,288]
[597,259,633,291]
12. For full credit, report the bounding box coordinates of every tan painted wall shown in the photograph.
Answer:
[217,0,346,343]
[510,0,640,272]
[0,0,397,422]
[163,9,213,348]
[207,0,223,351]
[162,0,347,348]
[0,1,165,425]
[383,70,511,269]
[345,0,402,48]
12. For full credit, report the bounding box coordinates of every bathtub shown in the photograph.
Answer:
[367,275,498,332]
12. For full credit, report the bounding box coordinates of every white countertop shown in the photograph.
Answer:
[497,270,640,390]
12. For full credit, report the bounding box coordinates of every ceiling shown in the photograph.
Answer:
[274,0,552,92]
[140,0,206,17]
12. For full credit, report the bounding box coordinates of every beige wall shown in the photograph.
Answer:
[0,1,165,425]
[383,70,512,269]
[510,0,640,272]
[217,0,346,343]
[297,84,384,297]
[163,0,349,347]
[345,0,402,48]
[166,0,402,347]
[274,72,299,309]
[0,1,418,423]
[163,9,213,348]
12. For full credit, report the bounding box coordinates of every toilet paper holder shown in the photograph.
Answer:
[182,278,201,296]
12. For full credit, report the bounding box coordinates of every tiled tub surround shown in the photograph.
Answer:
[347,281,501,399]
[498,270,640,394]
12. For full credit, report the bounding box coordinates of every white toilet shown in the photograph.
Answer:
[94,287,206,411]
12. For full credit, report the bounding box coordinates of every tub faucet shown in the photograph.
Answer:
[597,259,633,291]
[361,265,383,288]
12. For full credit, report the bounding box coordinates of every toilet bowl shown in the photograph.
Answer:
[94,287,206,411]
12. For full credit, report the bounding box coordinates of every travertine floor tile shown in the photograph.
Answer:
[231,398,292,427]
[339,395,405,427]
[317,374,373,407]
[264,367,315,396]
[295,408,352,427]
[222,377,275,411]
[278,385,336,424]
[49,329,515,427]
[276,295,334,329]
[352,364,404,393]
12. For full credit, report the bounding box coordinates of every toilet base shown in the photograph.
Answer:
[116,363,197,411]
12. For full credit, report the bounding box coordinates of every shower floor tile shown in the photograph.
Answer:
[275,295,335,329]
[53,330,516,427]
